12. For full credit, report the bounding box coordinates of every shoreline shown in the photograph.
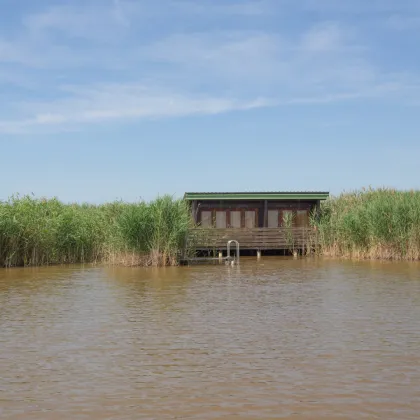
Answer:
[1,253,420,270]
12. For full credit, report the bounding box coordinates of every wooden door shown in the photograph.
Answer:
[268,210,279,228]
[296,210,309,227]
[200,211,213,228]
[245,210,257,228]
[230,211,242,228]
[215,211,227,228]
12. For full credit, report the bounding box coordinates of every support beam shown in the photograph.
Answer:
[191,200,198,223]
[263,200,268,228]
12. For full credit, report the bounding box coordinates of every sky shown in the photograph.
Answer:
[1,0,419,203]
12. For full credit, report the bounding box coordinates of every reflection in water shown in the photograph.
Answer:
[1,258,420,419]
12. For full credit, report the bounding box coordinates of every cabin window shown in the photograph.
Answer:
[245,211,256,228]
[268,210,279,228]
[230,211,242,228]
[296,210,309,227]
[200,211,213,228]
[215,211,227,228]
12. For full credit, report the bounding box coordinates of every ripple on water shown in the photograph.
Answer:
[0,259,420,419]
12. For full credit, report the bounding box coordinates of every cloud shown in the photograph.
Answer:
[21,0,269,43]
[23,3,130,44]
[0,38,106,69]
[0,84,274,133]
[1,0,420,134]
[144,31,283,87]
[143,24,381,96]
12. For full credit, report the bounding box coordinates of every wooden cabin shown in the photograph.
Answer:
[185,192,329,253]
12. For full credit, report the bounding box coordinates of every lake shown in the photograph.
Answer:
[1,258,419,419]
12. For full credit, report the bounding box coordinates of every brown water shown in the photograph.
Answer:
[0,259,420,419]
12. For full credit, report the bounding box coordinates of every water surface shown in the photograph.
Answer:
[1,258,419,419]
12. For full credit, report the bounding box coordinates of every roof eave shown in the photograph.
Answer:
[184,192,330,201]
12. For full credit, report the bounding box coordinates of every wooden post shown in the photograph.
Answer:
[263,200,268,228]
[257,250,262,260]
[191,200,198,223]
[218,251,223,261]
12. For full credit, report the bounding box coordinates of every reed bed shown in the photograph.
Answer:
[315,188,420,260]
[0,195,191,267]
[2,188,419,267]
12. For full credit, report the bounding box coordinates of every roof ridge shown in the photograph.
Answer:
[185,192,329,194]
[184,191,330,200]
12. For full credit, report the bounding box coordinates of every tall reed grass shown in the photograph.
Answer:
[2,188,419,266]
[0,195,191,267]
[315,188,420,260]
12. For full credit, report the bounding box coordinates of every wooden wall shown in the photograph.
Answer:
[191,199,318,228]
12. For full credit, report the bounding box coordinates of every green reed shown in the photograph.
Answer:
[0,195,191,267]
[2,188,419,266]
[315,188,420,260]
[116,196,193,266]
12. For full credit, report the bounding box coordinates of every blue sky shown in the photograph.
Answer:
[1,0,419,203]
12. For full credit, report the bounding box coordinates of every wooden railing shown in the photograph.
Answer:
[187,227,318,251]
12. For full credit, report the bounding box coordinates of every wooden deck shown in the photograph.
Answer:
[187,227,318,251]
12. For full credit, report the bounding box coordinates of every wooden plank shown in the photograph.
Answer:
[187,227,317,251]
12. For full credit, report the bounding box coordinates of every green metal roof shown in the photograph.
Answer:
[184,192,329,201]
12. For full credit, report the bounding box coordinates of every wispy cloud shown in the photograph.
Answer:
[144,31,283,87]
[0,0,419,134]
[0,84,274,133]
[21,0,269,42]
[143,24,390,96]
[23,3,130,43]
